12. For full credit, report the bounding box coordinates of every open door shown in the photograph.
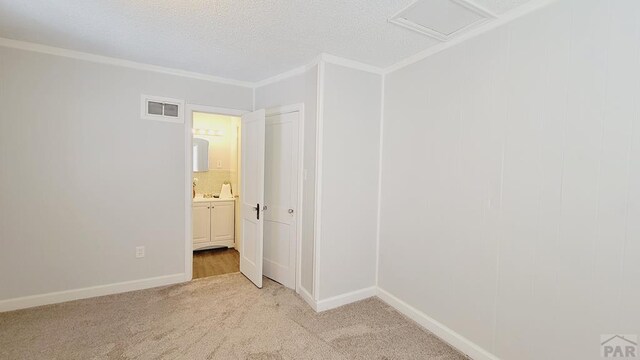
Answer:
[263,111,300,289]
[240,109,266,288]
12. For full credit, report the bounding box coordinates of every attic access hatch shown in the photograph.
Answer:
[389,0,495,42]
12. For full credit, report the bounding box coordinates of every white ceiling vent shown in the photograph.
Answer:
[140,94,185,124]
[389,0,495,41]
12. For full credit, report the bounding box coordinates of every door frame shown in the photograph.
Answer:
[184,103,305,293]
[184,104,246,281]
[265,104,305,294]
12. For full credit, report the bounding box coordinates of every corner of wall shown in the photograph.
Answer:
[315,286,377,312]
[298,285,318,311]
[375,73,386,288]
[312,58,325,302]
[252,86,256,111]
[376,286,500,360]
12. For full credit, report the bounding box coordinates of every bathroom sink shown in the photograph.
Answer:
[193,196,234,203]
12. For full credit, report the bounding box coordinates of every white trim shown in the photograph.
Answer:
[184,105,248,281]
[253,53,382,90]
[298,286,317,311]
[265,103,305,117]
[184,107,194,282]
[0,273,185,313]
[0,37,378,90]
[254,66,307,89]
[265,104,305,295]
[377,287,501,360]
[188,104,246,117]
[384,0,560,74]
[375,75,385,286]
[316,287,378,312]
[253,57,321,88]
[312,60,325,301]
[0,37,253,88]
[320,53,384,75]
[252,87,256,111]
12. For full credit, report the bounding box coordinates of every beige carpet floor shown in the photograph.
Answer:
[0,273,467,360]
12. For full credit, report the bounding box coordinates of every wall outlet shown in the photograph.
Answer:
[217,160,222,168]
[135,246,145,258]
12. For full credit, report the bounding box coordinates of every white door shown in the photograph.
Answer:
[240,109,266,288]
[263,111,299,289]
[192,202,211,246]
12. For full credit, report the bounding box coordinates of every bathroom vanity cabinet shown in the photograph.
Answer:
[192,198,235,251]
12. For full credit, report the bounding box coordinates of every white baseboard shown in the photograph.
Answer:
[377,287,500,360]
[297,285,317,311]
[316,286,377,312]
[0,273,186,313]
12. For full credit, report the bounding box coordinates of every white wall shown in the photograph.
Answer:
[302,67,318,295]
[254,67,318,297]
[318,63,381,300]
[255,62,383,304]
[379,0,640,359]
[0,46,252,304]
[254,72,306,110]
[193,113,238,173]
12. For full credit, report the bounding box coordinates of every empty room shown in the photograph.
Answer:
[1,0,639,359]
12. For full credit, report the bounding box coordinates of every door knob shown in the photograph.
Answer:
[288,209,294,214]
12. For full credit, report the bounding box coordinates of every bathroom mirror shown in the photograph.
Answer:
[193,138,209,172]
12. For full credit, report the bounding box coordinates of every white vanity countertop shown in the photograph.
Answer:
[193,196,236,203]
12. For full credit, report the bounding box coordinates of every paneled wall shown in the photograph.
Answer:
[318,63,382,300]
[0,46,253,303]
[254,67,318,297]
[379,0,640,359]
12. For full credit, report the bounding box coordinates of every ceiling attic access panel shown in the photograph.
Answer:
[389,0,496,41]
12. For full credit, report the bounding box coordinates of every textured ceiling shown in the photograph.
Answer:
[473,0,533,14]
[0,0,532,82]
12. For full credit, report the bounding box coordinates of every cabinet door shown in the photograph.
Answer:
[211,201,235,242]
[193,202,211,245]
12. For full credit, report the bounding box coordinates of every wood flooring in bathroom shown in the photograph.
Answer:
[192,248,240,279]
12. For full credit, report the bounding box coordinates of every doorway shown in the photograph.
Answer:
[185,104,304,292]
[190,110,241,279]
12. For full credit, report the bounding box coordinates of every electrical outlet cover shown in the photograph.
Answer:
[135,246,145,258]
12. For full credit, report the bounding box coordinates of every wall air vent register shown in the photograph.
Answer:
[140,94,185,123]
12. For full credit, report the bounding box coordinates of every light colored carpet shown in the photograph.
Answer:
[0,273,467,360]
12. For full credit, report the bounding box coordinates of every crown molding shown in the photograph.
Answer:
[384,0,560,74]
[253,52,384,89]
[0,38,383,90]
[253,65,309,89]
[319,53,385,75]
[252,55,322,88]
[1,0,551,91]
[0,37,254,88]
